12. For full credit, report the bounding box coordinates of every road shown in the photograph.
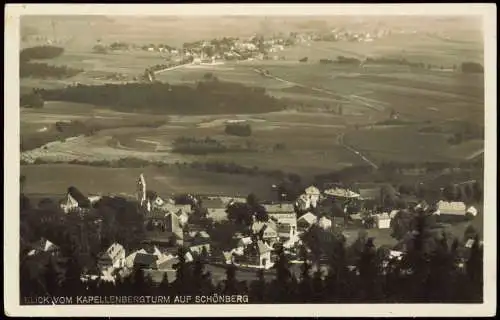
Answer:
[153,63,189,75]
[251,68,387,112]
[336,132,379,169]
[465,148,484,161]
[253,67,381,170]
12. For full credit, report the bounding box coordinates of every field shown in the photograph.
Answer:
[20,15,485,196]
[21,164,279,200]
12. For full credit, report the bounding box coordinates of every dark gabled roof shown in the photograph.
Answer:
[67,186,90,207]
[146,190,159,201]
[133,253,158,266]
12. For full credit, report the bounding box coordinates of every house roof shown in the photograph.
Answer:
[67,186,91,207]
[145,190,159,201]
[304,186,321,195]
[298,212,318,225]
[358,188,381,200]
[30,238,58,254]
[222,251,234,261]
[133,253,158,266]
[263,202,295,213]
[102,243,125,261]
[325,188,360,198]
[237,236,253,247]
[201,198,226,209]
[277,224,292,234]
[436,201,466,215]
[318,216,332,226]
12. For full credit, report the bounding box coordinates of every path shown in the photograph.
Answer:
[465,148,484,161]
[153,63,189,75]
[252,68,387,111]
[336,132,379,169]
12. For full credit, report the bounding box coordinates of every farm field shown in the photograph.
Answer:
[20,15,485,195]
[21,164,279,200]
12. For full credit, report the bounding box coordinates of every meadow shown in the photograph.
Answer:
[20,164,279,200]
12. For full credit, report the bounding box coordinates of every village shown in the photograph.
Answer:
[24,172,481,286]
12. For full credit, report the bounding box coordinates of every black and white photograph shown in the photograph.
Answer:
[4,3,496,317]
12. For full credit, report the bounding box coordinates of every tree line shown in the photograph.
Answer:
[225,123,252,137]
[36,81,284,115]
[20,45,83,80]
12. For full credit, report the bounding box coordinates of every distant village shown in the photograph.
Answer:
[25,172,481,285]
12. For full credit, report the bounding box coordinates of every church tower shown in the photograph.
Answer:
[137,173,147,208]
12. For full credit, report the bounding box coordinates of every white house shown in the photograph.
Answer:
[434,200,467,216]
[27,238,60,257]
[324,187,360,199]
[466,206,478,217]
[257,240,274,269]
[97,242,126,274]
[318,216,332,230]
[376,212,391,229]
[297,212,318,232]
[304,186,321,208]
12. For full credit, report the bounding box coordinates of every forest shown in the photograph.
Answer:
[37,81,285,114]
[20,45,83,79]
[20,45,65,62]
[20,62,83,79]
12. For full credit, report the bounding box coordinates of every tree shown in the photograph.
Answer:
[226,203,252,226]
[442,184,458,201]
[465,235,483,301]
[472,181,483,203]
[223,264,238,295]
[298,249,313,302]
[356,237,383,301]
[271,244,293,302]
[390,210,413,240]
[192,256,212,295]
[172,247,193,294]
[249,269,267,302]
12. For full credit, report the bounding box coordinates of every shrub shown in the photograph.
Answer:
[224,123,252,137]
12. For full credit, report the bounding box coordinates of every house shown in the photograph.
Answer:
[375,212,391,229]
[156,254,178,270]
[318,216,332,230]
[144,209,184,246]
[186,231,211,256]
[304,185,321,207]
[97,243,126,273]
[265,202,297,227]
[295,193,312,212]
[237,236,253,249]
[466,206,478,217]
[133,253,158,270]
[202,198,228,222]
[60,186,91,213]
[389,209,399,219]
[297,212,318,232]
[357,188,381,201]
[222,251,234,264]
[256,240,274,269]
[433,200,467,216]
[251,220,278,243]
[324,187,360,199]
[277,223,298,240]
[26,238,60,257]
[125,249,147,268]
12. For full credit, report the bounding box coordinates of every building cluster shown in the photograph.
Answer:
[27,173,480,283]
